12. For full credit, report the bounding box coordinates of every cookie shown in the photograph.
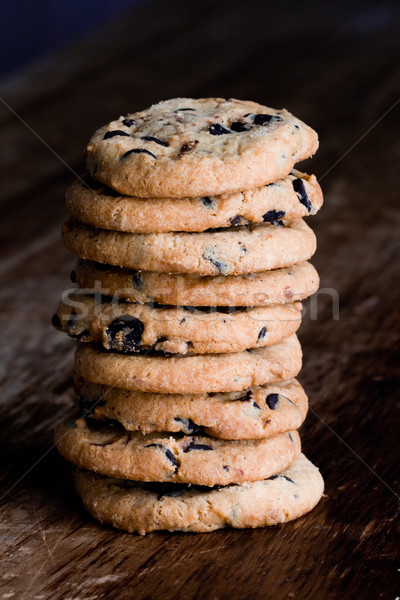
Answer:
[73,453,323,534]
[76,378,308,440]
[74,259,319,307]
[74,333,302,394]
[66,170,323,233]
[62,217,316,275]
[53,292,302,354]
[86,98,318,198]
[55,417,300,485]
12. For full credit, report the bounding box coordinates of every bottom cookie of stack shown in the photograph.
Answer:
[73,454,324,534]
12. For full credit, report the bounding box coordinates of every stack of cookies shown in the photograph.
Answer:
[53,98,324,534]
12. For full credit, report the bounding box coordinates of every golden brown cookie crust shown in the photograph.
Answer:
[74,333,302,394]
[54,292,302,354]
[66,169,323,233]
[73,453,324,534]
[76,378,308,440]
[86,98,318,198]
[74,259,319,306]
[62,217,316,275]
[55,417,300,485]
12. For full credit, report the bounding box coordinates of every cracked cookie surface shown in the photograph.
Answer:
[53,292,302,354]
[86,97,318,198]
[55,417,301,485]
[76,378,308,440]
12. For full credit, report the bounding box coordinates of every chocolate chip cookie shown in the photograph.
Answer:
[74,333,302,394]
[86,98,318,198]
[66,169,322,233]
[73,453,323,533]
[76,377,308,440]
[73,259,319,306]
[62,217,316,275]
[55,417,300,485]
[53,292,302,354]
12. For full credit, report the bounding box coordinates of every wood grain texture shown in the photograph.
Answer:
[1,0,400,598]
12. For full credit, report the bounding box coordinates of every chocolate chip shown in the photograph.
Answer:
[283,475,295,483]
[175,108,196,112]
[288,432,294,443]
[122,118,136,127]
[266,393,279,410]
[233,391,252,402]
[121,148,157,160]
[141,135,169,147]
[253,114,283,126]
[104,130,131,140]
[106,316,144,352]
[268,474,295,483]
[230,215,242,226]
[258,327,267,341]
[178,140,198,157]
[131,271,143,289]
[51,313,61,328]
[230,121,252,132]
[202,196,214,208]
[263,210,286,223]
[284,287,294,300]
[203,248,228,274]
[69,269,77,283]
[174,418,202,435]
[184,441,213,452]
[223,465,230,472]
[209,123,231,135]
[253,401,261,409]
[145,443,178,470]
[210,258,226,273]
[165,449,178,467]
[292,178,312,211]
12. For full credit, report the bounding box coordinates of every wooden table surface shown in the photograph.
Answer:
[1,1,400,598]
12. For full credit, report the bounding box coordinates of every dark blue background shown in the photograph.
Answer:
[1,0,142,79]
